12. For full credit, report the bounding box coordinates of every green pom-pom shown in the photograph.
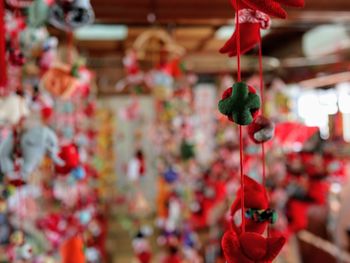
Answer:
[218,82,260,126]
[180,140,195,160]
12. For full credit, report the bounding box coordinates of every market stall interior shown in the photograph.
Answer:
[1,0,350,262]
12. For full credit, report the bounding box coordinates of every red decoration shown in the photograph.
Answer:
[55,144,80,174]
[230,175,268,234]
[222,230,285,263]
[248,116,274,144]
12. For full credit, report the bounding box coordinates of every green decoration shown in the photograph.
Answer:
[218,82,260,126]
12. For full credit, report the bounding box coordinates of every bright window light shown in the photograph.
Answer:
[75,24,128,40]
[215,25,270,40]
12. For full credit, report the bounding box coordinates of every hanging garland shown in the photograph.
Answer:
[218,0,305,262]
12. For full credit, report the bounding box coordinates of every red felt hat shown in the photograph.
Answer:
[230,175,269,234]
[222,230,286,263]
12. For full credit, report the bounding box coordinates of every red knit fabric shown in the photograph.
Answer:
[230,175,269,234]
[220,23,261,57]
[222,230,286,263]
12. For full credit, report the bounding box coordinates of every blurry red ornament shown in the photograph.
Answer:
[248,115,274,144]
[55,144,80,174]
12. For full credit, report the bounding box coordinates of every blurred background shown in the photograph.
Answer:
[2,0,350,262]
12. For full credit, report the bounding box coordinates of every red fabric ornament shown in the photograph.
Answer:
[55,144,80,174]
[60,236,86,263]
[248,115,274,144]
[221,0,304,56]
[222,230,285,263]
[230,175,268,234]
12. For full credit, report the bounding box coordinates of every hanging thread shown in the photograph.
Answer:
[235,0,245,233]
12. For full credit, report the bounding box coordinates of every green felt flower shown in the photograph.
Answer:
[218,82,260,125]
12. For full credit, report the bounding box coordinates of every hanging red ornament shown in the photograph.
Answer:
[222,230,285,263]
[220,0,305,56]
[230,175,270,234]
[248,115,275,144]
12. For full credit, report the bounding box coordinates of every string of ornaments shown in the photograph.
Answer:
[218,0,304,262]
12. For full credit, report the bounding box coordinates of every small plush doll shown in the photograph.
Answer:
[41,64,78,99]
[218,82,260,126]
[231,175,274,234]
[0,126,64,177]
[248,115,275,143]
[49,0,95,31]
[220,0,304,56]
[222,229,286,263]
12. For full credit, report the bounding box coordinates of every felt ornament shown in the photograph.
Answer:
[49,0,95,31]
[0,126,64,177]
[41,64,78,99]
[27,0,50,28]
[230,175,269,234]
[248,115,275,143]
[222,230,285,263]
[55,144,80,174]
[220,0,304,56]
[60,236,86,263]
[220,9,270,57]
[218,82,260,126]
[245,208,277,224]
[0,94,30,125]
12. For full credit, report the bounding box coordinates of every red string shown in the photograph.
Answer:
[258,26,270,237]
[0,0,6,92]
[235,0,245,233]
[235,3,241,82]
[239,125,245,232]
[258,33,266,186]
